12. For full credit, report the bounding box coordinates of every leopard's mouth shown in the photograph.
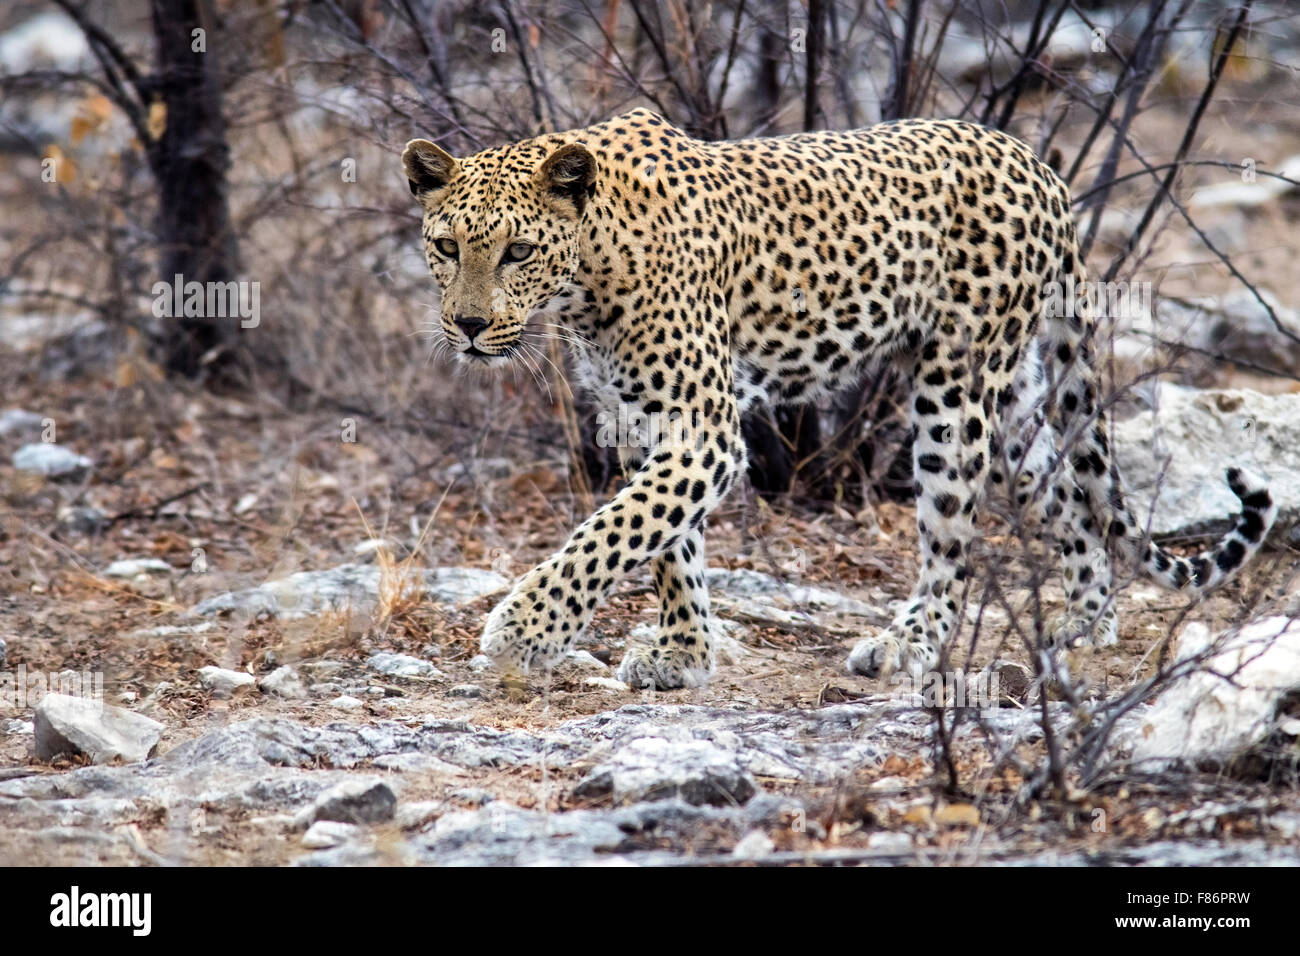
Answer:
[453,339,521,368]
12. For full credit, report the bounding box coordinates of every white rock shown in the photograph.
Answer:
[197,666,255,698]
[306,779,397,824]
[192,563,508,619]
[104,558,172,578]
[1126,617,1300,767]
[0,12,91,73]
[1191,180,1287,209]
[330,695,364,710]
[584,676,630,693]
[732,829,776,859]
[467,654,494,671]
[395,800,443,829]
[259,665,308,699]
[1167,289,1300,363]
[1211,289,1300,358]
[940,9,1115,83]
[301,820,361,849]
[12,443,91,478]
[1269,812,1300,840]
[424,566,509,603]
[193,564,379,619]
[33,693,163,764]
[1191,155,1300,209]
[866,831,914,852]
[564,650,608,672]
[0,409,42,437]
[573,735,757,807]
[1123,291,1300,375]
[1113,385,1300,539]
[367,652,441,678]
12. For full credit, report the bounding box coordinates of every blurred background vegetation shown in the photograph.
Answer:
[2,0,1298,512]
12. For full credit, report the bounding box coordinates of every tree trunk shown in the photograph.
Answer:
[754,3,783,129]
[147,0,239,378]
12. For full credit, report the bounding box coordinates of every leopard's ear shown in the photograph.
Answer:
[534,143,596,216]
[402,139,459,201]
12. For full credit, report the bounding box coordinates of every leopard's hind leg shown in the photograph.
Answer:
[847,325,1015,678]
[989,348,1118,651]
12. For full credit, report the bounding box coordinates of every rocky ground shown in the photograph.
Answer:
[3,35,1300,863]
[3,363,1300,865]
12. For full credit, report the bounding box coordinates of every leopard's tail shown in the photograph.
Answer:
[1041,235,1276,593]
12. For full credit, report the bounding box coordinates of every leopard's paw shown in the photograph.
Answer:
[846,629,936,680]
[479,592,567,675]
[616,645,713,691]
[1046,607,1117,651]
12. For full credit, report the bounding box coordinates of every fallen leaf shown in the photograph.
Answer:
[935,804,980,827]
[902,806,931,826]
[148,100,167,140]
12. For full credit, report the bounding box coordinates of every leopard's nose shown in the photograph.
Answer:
[452,315,488,341]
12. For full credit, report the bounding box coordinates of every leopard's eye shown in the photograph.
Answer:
[434,238,459,260]
[502,241,534,264]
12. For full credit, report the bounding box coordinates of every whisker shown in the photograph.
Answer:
[535,322,596,349]
[517,344,552,404]
[523,339,577,406]
[532,347,558,404]
[527,329,589,353]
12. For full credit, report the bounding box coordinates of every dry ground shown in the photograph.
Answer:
[2,50,1299,862]
[2,357,1298,865]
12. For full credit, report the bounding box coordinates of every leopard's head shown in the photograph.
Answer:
[402,137,596,366]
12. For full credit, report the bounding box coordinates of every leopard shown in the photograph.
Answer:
[400,108,1277,691]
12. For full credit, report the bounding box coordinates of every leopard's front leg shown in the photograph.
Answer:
[617,527,715,690]
[480,394,742,687]
[605,446,717,690]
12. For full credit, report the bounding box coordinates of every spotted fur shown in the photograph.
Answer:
[401,109,1277,689]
